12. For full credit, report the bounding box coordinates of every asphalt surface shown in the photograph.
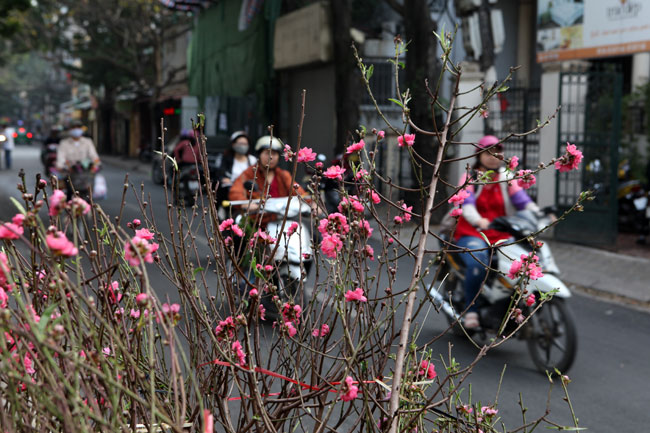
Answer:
[2,145,649,431]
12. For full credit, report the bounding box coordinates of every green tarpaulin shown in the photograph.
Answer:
[187,0,280,107]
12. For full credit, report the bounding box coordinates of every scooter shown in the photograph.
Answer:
[41,142,59,176]
[226,194,314,314]
[175,165,202,207]
[432,209,577,373]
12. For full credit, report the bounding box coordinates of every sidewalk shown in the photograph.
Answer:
[545,239,650,305]
[103,154,650,306]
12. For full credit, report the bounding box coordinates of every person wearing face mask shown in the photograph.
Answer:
[56,121,100,172]
[453,135,542,329]
[228,135,306,223]
[213,131,257,213]
[56,120,101,199]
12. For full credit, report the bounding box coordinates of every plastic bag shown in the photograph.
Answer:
[93,173,107,200]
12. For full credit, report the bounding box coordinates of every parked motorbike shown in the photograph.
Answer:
[617,178,649,243]
[302,154,340,214]
[175,164,203,207]
[41,142,59,176]
[432,209,577,373]
[226,193,314,316]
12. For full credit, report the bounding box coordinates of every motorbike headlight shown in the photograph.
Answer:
[0,135,6,142]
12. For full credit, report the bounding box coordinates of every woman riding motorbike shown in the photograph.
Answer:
[229,135,307,225]
[453,135,541,329]
[56,121,101,199]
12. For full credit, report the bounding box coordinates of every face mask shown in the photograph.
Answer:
[70,128,83,138]
[233,143,249,155]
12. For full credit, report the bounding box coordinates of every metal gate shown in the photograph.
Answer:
[486,85,541,200]
[554,68,622,246]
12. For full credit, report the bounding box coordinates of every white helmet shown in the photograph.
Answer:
[254,135,284,152]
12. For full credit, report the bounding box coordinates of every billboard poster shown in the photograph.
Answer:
[537,0,650,63]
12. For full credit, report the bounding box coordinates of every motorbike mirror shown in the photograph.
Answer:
[243,180,259,192]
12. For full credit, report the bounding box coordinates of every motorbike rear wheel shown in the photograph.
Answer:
[526,298,577,374]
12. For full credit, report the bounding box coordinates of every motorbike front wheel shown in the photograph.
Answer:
[526,298,577,374]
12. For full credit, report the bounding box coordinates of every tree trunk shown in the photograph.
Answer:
[97,87,116,154]
[330,0,360,154]
[403,0,443,217]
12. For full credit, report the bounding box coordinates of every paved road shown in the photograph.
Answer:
[2,146,649,431]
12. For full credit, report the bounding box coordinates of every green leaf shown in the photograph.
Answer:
[398,61,406,69]
[388,98,404,109]
[193,267,204,277]
[35,303,59,340]
[250,257,265,280]
[365,64,374,81]
[497,85,509,93]
[479,231,490,245]
[9,197,26,215]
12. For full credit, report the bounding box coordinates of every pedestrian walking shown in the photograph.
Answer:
[1,123,15,170]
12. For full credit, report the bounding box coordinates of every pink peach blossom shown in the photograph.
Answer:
[417,360,437,380]
[345,139,365,154]
[508,156,519,171]
[0,223,23,240]
[312,323,330,337]
[286,222,299,237]
[555,142,583,173]
[69,197,91,216]
[323,165,346,180]
[344,287,367,302]
[526,293,536,307]
[135,293,149,305]
[397,133,415,148]
[232,340,246,365]
[450,208,463,217]
[508,260,522,279]
[401,204,413,222]
[134,228,155,240]
[377,130,385,140]
[283,144,293,161]
[283,321,297,337]
[124,236,159,266]
[448,189,470,206]
[297,147,317,163]
[340,376,358,401]
[11,214,25,226]
[46,231,78,257]
[48,190,67,216]
[517,170,536,189]
[203,409,214,433]
[320,234,343,258]
[0,287,7,308]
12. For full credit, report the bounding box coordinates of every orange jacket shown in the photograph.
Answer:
[229,165,306,201]
[228,165,307,224]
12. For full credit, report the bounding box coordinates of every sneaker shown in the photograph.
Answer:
[464,312,480,329]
